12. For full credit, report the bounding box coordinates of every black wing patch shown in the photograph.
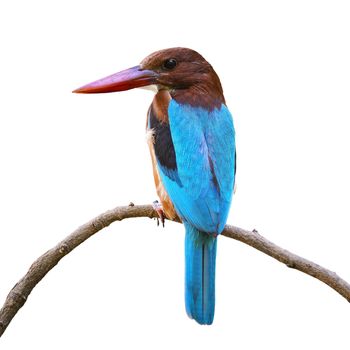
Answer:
[149,106,181,184]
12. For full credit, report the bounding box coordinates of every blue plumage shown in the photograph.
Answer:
[157,100,236,324]
[185,223,217,324]
[158,101,235,233]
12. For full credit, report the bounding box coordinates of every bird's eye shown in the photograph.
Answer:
[163,58,177,70]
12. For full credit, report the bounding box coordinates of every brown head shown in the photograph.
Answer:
[74,47,225,109]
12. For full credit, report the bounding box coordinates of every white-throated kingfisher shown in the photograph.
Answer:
[74,48,236,325]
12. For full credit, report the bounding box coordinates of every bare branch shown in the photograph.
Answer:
[0,204,349,337]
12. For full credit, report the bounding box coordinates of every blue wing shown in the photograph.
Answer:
[157,100,235,234]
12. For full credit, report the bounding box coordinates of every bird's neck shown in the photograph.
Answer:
[153,75,225,120]
[170,73,225,111]
[171,86,223,110]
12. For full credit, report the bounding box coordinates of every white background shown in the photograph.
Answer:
[1,0,350,348]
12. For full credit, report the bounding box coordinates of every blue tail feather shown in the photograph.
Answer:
[185,223,217,325]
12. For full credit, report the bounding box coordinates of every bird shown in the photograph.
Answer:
[74,48,236,325]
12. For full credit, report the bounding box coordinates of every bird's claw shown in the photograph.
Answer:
[152,200,165,227]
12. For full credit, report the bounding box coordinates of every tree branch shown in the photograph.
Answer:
[0,203,349,337]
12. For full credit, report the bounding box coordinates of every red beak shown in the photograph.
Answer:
[73,65,158,93]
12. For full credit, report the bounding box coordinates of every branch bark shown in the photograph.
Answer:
[0,203,349,337]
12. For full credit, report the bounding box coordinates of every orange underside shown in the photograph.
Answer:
[146,129,179,221]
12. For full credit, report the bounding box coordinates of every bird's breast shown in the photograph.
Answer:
[146,90,178,221]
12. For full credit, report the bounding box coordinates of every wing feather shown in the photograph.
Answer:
[155,100,235,234]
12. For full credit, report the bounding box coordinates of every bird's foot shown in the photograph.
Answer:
[152,200,165,227]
